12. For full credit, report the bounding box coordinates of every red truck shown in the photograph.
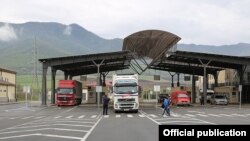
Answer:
[170,91,190,106]
[56,80,82,106]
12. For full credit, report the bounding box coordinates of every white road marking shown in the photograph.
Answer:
[22,116,34,119]
[66,116,73,119]
[11,124,93,129]
[65,106,77,112]
[5,107,38,112]
[32,118,97,123]
[91,115,97,118]
[159,120,210,124]
[0,128,88,135]
[138,114,145,117]
[180,117,215,125]
[185,114,196,117]
[127,114,133,118]
[104,115,109,118]
[54,116,61,119]
[196,114,208,117]
[0,133,82,140]
[171,114,180,117]
[141,109,215,125]
[43,134,82,140]
[231,113,247,117]
[0,134,41,140]
[139,110,160,125]
[78,115,85,119]
[23,120,95,125]
[219,114,233,117]
[44,134,82,139]
[208,114,221,117]
[149,114,157,118]
[34,116,45,119]
[187,110,205,114]
[81,116,103,141]
[116,115,121,118]
[51,128,88,132]
[155,117,195,121]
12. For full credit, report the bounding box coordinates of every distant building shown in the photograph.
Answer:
[0,67,16,102]
[197,66,250,103]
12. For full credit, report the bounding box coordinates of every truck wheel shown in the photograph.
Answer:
[77,99,82,105]
[74,99,79,105]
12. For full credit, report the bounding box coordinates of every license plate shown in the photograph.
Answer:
[124,109,129,111]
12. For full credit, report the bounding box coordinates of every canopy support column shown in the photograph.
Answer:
[199,59,211,105]
[93,60,105,110]
[51,67,56,104]
[41,64,48,106]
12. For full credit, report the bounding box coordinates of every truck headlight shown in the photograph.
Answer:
[135,103,138,108]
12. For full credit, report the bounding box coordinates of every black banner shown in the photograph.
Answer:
[159,125,250,141]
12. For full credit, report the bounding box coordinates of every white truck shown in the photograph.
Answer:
[112,74,139,113]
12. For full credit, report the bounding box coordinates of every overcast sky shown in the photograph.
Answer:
[0,0,250,45]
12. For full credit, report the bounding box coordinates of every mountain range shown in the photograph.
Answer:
[0,22,249,74]
[177,43,250,56]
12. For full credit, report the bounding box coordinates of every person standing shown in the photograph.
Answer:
[162,96,170,117]
[102,93,110,115]
[200,95,204,105]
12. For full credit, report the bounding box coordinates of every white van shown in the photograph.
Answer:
[210,94,228,105]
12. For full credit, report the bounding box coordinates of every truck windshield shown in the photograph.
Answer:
[215,95,226,99]
[177,94,188,98]
[114,86,138,94]
[57,88,74,94]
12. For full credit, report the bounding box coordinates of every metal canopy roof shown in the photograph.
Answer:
[150,61,222,76]
[39,51,134,76]
[122,30,181,74]
[123,30,181,61]
[165,51,250,70]
[149,50,250,76]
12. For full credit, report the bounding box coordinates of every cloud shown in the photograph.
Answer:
[63,25,72,36]
[0,24,17,41]
[0,0,249,45]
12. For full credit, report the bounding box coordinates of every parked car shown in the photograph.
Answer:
[210,94,228,105]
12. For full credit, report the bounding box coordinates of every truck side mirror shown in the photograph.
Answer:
[56,88,59,93]
[111,87,113,93]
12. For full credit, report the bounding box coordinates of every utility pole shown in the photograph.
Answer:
[31,37,39,103]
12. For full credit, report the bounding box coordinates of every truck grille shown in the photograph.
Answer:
[58,97,71,101]
[118,98,135,102]
[119,103,134,108]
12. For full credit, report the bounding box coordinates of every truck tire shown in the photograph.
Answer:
[76,99,82,105]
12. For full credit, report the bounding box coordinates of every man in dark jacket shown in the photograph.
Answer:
[102,93,110,115]
[200,95,204,105]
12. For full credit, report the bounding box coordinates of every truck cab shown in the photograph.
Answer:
[56,80,82,106]
[112,74,139,112]
[170,91,191,106]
